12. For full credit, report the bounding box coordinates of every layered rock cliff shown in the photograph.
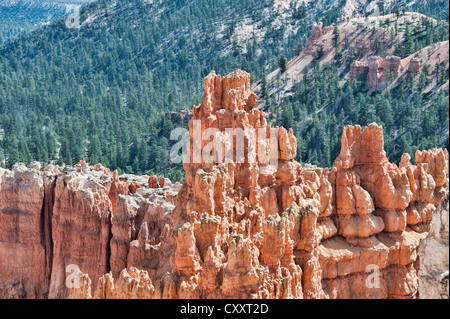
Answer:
[418,192,449,298]
[0,70,448,299]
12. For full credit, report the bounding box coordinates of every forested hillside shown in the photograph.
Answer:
[0,0,448,182]
[0,0,93,45]
[0,0,349,181]
[259,11,449,168]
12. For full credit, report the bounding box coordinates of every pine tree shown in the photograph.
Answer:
[278,55,288,74]
[332,26,340,49]
[282,103,295,130]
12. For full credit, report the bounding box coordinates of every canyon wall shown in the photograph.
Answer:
[0,70,448,299]
[418,194,449,298]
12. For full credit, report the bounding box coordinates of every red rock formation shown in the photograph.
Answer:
[148,175,159,189]
[381,56,401,80]
[349,61,370,85]
[366,56,384,90]
[350,55,402,90]
[1,70,448,299]
[408,58,421,74]
[48,164,115,298]
[0,163,50,299]
[304,22,324,55]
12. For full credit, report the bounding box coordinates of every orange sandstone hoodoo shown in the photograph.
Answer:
[0,70,448,299]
